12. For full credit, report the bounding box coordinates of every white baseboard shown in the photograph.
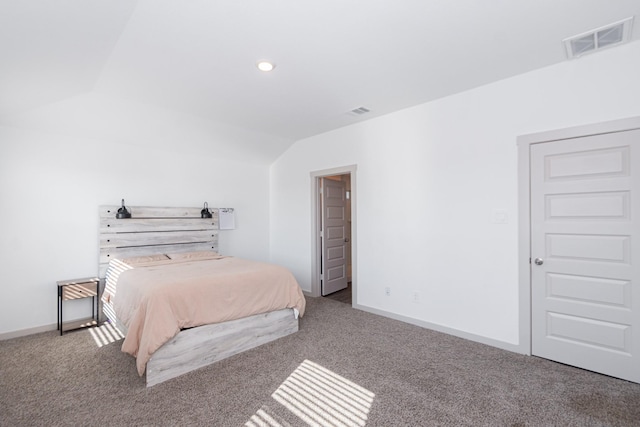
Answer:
[3,302,526,358]
[352,303,527,355]
[0,323,57,341]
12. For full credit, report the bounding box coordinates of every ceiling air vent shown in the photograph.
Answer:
[563,17,634,59]
[349,106,371,116]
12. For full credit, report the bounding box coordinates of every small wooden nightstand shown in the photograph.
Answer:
[57,277,100,335]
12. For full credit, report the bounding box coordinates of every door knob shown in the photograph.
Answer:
[534,258,544,265]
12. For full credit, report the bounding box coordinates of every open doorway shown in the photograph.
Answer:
[311,166,356,305]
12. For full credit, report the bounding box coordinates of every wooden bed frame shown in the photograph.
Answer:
[98,205,299,387]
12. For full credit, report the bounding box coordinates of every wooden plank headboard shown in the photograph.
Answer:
[98,205,219,277]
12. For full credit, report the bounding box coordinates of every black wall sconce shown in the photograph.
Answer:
[116,199,132,219]
[201,202,212,218]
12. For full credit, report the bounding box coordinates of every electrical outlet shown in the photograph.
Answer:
[412,292,420,303]
[385,287,391,297]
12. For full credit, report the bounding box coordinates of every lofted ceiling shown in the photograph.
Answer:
[1,1,639,163]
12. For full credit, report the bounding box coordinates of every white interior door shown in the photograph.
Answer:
[321,178,349,296]
[531,129,640,383]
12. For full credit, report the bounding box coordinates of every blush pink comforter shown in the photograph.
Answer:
[106,256,306,376]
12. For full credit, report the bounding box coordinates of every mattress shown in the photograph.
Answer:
[102,252,306,375]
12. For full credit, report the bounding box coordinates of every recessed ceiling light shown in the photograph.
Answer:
[257,61,275,72]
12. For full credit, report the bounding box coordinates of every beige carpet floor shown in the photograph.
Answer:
[1,296,639,426]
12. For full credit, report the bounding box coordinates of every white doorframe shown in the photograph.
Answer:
[517,116,640,355]
[310,165,357,299]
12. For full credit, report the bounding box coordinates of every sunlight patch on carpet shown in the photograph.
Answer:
[246,405,292,427]
[246,359,375,427]
[88,322,124,348]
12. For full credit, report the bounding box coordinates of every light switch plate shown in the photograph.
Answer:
[491,209,509,224]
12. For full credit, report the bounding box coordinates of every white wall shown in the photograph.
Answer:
[270,41,640,349]
[0,126,270,336]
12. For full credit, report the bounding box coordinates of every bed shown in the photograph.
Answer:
[99,205,306,387]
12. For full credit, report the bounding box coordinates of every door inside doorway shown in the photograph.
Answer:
[319,174,352,301]
[530,128,640,383]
